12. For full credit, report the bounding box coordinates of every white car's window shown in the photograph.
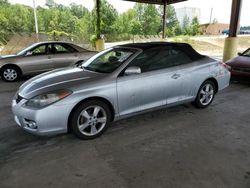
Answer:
[129,46,192,73]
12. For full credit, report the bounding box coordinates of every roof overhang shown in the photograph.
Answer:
[122,0,187,5]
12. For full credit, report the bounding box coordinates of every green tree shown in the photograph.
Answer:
[130,19,142,35]
[159,5,181,37]
[190,16,200,36]
[75,10,94,41]
[182,15,190,35]
[133,3,161,35]
[69,3,88,19]
[112,9,136,34]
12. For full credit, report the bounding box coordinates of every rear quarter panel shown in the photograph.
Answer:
[181,57,230,100]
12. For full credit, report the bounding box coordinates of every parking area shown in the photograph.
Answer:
[0,79,250,188]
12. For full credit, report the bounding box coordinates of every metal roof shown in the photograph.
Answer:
[123,0,187,5]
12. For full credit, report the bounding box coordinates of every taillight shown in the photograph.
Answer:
[219,61,231,70]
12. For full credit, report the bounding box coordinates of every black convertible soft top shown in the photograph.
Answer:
[118,42,205,61]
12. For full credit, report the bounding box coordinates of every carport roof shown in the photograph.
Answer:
[123,0,187,5]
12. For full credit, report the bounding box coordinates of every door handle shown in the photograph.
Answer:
[171,73,181,79]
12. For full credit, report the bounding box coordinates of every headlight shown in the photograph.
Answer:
[25,90,72,108]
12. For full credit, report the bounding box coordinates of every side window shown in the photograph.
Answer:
[129,46,192,73]
[30,44,47,55]
[64,44,77,52]
[53,44,74,54]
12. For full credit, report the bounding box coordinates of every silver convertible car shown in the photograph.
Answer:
[0,41,96,82]
[12,42,230,139]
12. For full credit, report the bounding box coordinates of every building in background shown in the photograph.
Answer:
[200,23,229,35]
[175,7,201,27]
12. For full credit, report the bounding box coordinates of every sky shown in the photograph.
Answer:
[8,0,250,26]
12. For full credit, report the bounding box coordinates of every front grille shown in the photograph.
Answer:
[16,94,23,103]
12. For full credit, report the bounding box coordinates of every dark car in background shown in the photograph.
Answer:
[226,48,250,79]
[0,41,96,82]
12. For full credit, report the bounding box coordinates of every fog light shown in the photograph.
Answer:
[24,119,37,129]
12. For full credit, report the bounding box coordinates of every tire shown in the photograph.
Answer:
[193,80,216,108]
[70,100,111,140]
[0,66,21,82]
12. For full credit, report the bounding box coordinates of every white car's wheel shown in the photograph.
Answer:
[70,100,111,140]
[194,80,216,108]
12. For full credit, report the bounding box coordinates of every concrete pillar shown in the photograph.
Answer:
[95,0,105,52]
[96,39,105,52]
[223,0,242,62]
[223,37,238,62]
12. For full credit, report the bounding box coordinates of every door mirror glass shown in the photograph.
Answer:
[124,66,141,76]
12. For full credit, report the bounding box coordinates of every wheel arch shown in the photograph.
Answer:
[204,77,219,93]
[0,64,23,76]
[67,96,116,133]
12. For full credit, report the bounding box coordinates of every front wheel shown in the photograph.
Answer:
[194,80,216,108]
[0,66,21,82]
[70,100,111,140]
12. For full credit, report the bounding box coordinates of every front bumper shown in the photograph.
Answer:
[12,96,73,136]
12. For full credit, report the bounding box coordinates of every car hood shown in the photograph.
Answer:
[1,54,16,58]
[19,67,103,99]
[0,54,21,63]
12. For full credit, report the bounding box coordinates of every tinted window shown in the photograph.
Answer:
[129,46,192,73]
[31,44,47,55]
[53,44,76,54]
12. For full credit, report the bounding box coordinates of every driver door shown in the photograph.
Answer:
[50,43,79,68]
[116,46,188,117]
[22,44,53,74]
[117,70,168,116]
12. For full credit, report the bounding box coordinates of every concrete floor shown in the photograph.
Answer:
[0,79,250,188]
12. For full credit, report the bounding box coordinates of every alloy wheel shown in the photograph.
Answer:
[199,83,214,106]
[77,105,107,136]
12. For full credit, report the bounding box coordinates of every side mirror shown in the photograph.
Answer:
[74,60,84,67]
[25,51,33,56]
[124,66,141,76]
[238,52,242,56]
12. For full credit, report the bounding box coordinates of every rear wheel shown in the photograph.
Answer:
[0,66,21,82]
[70,100,111,140]
[194,80,216,108]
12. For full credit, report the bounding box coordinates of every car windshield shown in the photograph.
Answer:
[242,48,250,57]
[82,48,136,73]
